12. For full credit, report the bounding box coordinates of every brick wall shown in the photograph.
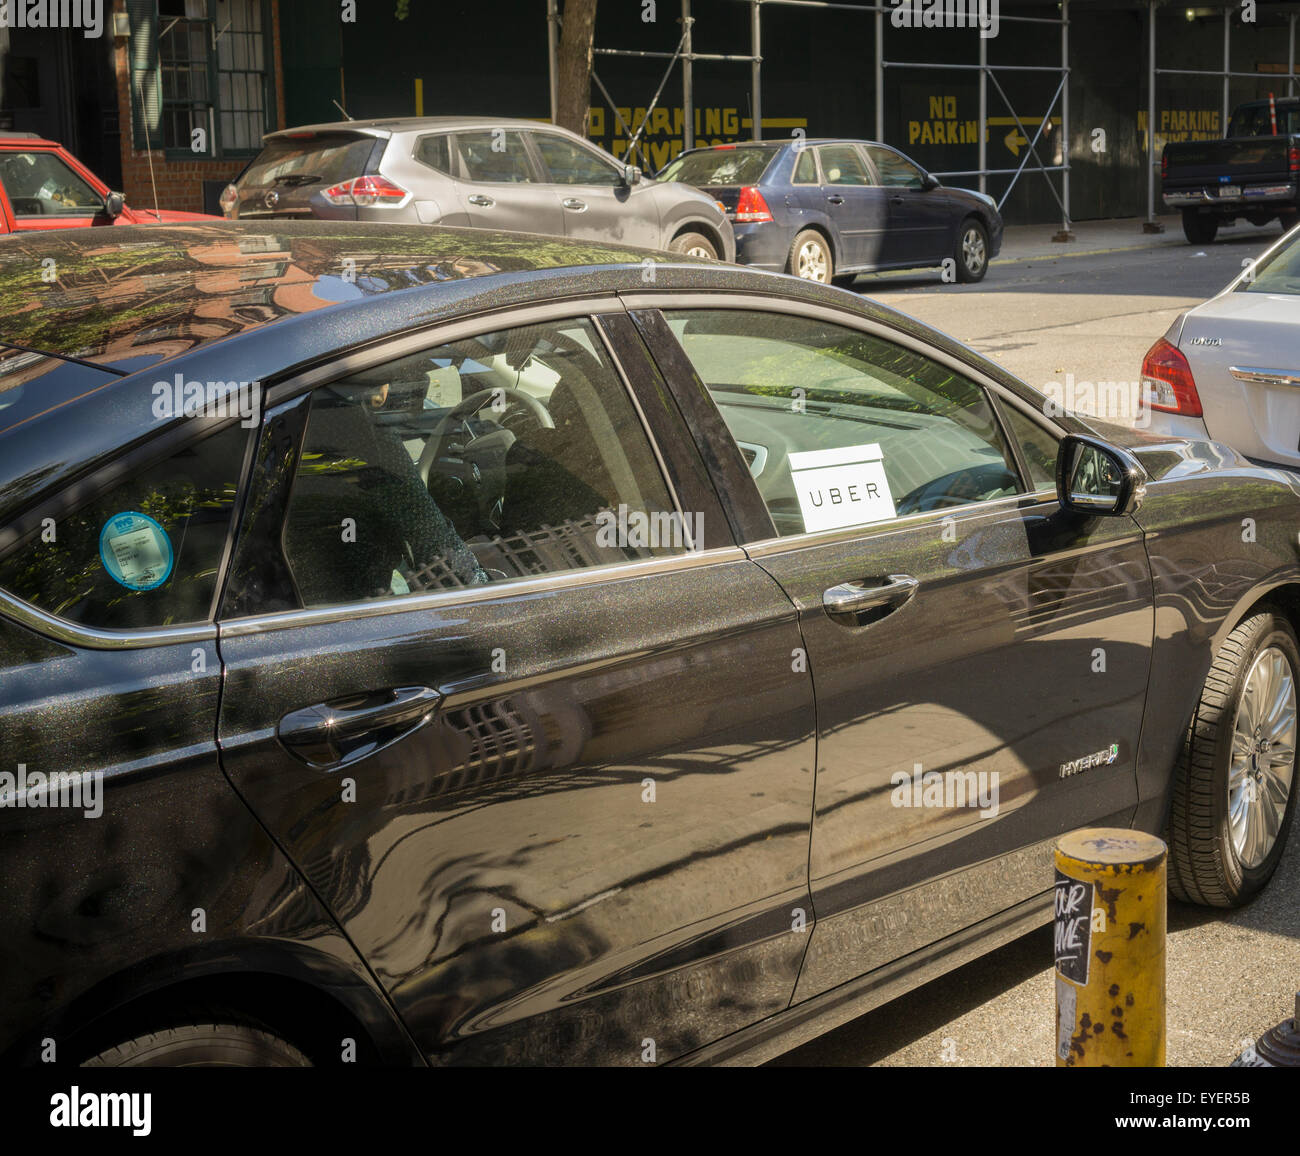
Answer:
[112,0,285,215]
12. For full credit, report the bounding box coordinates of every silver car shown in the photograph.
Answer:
[1144,221,1300,466]
[221,116,735,262]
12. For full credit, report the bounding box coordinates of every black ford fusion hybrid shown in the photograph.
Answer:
[0,222,1296,1067]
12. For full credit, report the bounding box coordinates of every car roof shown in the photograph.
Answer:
[0,133,60,146]
[264,116,575,141]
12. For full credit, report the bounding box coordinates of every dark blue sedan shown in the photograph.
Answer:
[658,138,1004,285]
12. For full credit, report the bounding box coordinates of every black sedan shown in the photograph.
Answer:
[0,222,1295,1067]
[658,139,1004,284]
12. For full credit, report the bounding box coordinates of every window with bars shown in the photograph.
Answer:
[133,0,272,157]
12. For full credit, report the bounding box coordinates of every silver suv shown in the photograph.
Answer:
[221,116,735,261]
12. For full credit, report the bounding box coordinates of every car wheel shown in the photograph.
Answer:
[1181,208,1219,244]
[1166,611,1300,907]
[787,229,832,282]
[82,1023,313,1067]
[669,232,717,260]
[954,218,989,282]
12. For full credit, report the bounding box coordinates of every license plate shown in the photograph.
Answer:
[1219,185,1242,198]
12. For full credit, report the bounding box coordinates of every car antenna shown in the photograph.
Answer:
[133,73,164,223]
[332,99,353,122]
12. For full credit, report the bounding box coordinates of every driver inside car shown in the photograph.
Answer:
[283,377,490,606]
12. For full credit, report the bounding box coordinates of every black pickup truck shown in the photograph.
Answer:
[1162,96,1300,243]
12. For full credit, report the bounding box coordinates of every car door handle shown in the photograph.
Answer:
[890,195,905,205]
[467,194,494,207]
[826,194,845,205]
[278,686,442,769]
[823,575,919,622]
[562,197,587,211]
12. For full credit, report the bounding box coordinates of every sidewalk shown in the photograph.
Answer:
[994,214,1190,263]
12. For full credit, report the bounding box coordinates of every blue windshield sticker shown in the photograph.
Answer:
[98,512,174,591]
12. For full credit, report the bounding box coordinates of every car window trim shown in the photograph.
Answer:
[245,297,706,618]
[453,128,540,185]
[409,131,454,176]
[617,290,1068,543]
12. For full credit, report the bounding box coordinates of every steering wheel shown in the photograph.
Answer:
[417,386,553,484]
[895,462,1018,515]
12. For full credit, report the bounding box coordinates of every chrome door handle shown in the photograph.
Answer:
[467,194,494,206]
[562,197,587,211]
[823,574,919,619]
[278,686,441,769]
[826,194,845,205]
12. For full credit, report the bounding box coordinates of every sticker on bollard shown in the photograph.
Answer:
[1054,828,1167,1067]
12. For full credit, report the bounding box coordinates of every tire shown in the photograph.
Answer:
[669,231,717,260]
[1166,611,1300,907]
[82,1022,313,1068]
[786,229,833,283]
[954,218,989,282]
[1182,208,1219,245]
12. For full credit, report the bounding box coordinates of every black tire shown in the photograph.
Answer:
[1182,208,1219,245]
[82,1022,313,1067]
[786,229,833,283]
[1166,612,1300,907]
[668,231,717,260]
[954,218,989,283]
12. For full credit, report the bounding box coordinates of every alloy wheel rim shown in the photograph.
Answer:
[1229,645,1296,868]
[797,240,828,281]
[685,244,713,259]
[962,227,986,275]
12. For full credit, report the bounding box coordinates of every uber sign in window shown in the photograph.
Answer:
[788,444,896,533]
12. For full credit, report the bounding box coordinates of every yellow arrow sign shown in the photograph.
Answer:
[986,116,1059,157]
[1004,129,1029,156]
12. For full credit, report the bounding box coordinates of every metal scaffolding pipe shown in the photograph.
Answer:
[683,0,695,150]
[1147,0,1157,229]
[978,31,986,195]
[1223,9,1231,131]
[875,4,884,142]
[546,0,558,124]
[752,0,762,141]
[1059,0,1072,238]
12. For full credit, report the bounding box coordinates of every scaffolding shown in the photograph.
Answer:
[548,0,1073,236]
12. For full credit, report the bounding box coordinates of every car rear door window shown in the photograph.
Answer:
[792,147,818,184]
[532,133,622,185]
[456,131,535,183]
[817,145,871,186]
[663,309,1023,536]
[281,318,690,607]
[0,421,249,629]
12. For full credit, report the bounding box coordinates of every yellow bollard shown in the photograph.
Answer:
[1054,828,1167,1066]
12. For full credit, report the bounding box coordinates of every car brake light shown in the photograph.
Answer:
[218,182,238,217]
[1141,336,1202,417]
[321,175,410,208]
[735,185,773,223]
[1290,144,1299,173]
[1161,151,1168,180]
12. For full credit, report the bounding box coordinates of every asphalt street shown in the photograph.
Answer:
[767,223,1300,1068]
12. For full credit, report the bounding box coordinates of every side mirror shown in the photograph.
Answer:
[103,190,125,219]
[1056,435,1146,517]
[623,164,642,186]
[921,172,941,190]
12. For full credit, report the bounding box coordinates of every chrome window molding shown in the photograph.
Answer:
[742,490,1061,559]
[0,587,217,650]
[219,545,749,638]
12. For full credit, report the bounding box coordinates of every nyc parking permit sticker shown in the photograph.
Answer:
[98,512,174,592]
[788,444,895,533]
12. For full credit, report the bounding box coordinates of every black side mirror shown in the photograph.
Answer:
[1056,435,1146,517]
[103,191,125,219]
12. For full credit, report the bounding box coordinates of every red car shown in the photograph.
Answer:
[0,132,216,234]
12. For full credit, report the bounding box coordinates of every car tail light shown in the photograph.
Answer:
[1289,143,1299,173]
[218,182,239,217]
[322,175,410,208]
[735,185,773,223]
[1141,336,1202,417]
[1161,151,1168,180]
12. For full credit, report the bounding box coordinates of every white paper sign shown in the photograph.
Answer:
[788,444,895,533]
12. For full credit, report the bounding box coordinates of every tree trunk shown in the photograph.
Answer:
[556,0,598,135]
